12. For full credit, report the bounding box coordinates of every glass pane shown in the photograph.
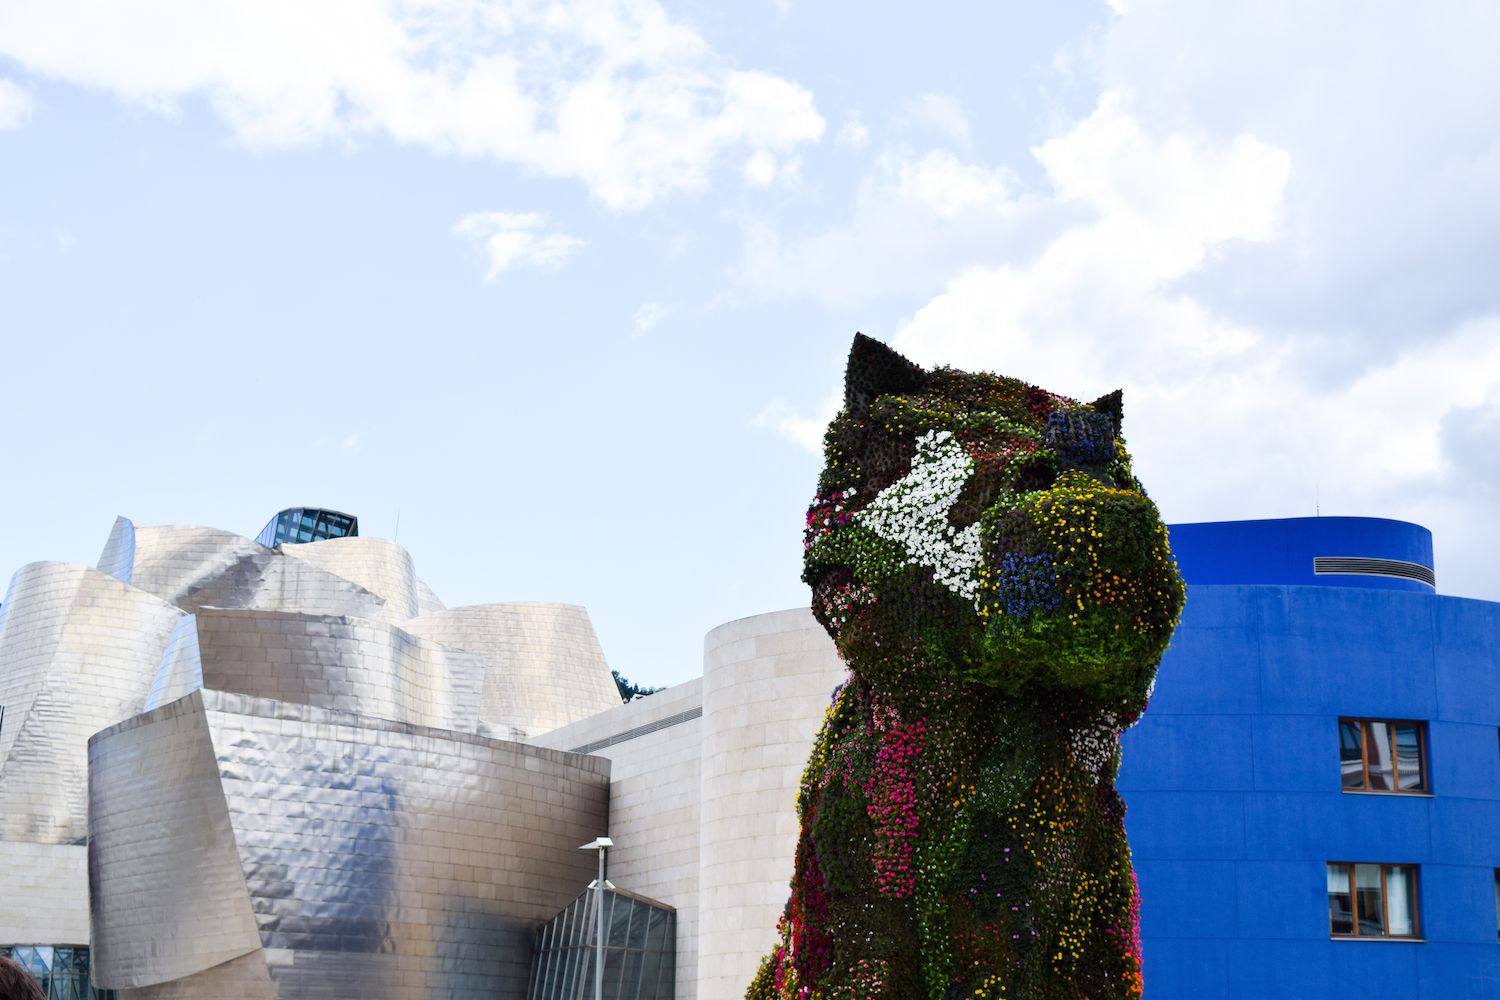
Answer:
[1395,725,1424,790]
[644,907,669,953]
[1339,720,1365,788]
[600,950,624,1000]
[1386,866,1417,936]
[618,949,644,1000]
[626,901,649,951]
[607,895,633,949]
[637,949,665,1000]
[1355,863,1385,935]
[1365,723,1394,790]
[1327,863,1354,934]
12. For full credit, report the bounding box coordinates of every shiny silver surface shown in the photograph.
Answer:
[183,608,488,733]
[278,536,423,623]
[404,603,622,738]
[89,690,611,999]
[105,521,389,620]
[89,692,264,988]
[0,561,183,843]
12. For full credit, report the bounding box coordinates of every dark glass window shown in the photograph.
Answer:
[1326,863,1420,939]
[254,508,359,548]
[0,945,117,999]
[528,888,675,1000]
[1339,718,1427,793]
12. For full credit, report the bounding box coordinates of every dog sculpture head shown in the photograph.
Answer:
[804,334,1184,712]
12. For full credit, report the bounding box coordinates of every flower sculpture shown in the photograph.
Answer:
[749,334,1185,1000]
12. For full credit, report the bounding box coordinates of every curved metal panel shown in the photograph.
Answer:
[189,608,486,731]
[0,561,184,843]
[89,693,264,989]
[120,524,390,619]
[403,603,622,738]
[277,537,420,623]
[96,515,137,584]
[115,949,276,1000]
[144,615,203,712]
[414,575,446,618]
[203,691,610,999]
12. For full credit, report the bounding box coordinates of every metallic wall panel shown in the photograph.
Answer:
[188,608,486,732]
[403,603,622,739]
[278,537,421,624]
[116,949,276,1000]
[201,691,611,999]
[96,515,137,584]
[414,576,446,618]
[143,614,203,711]
[0,561,184,843]
[89,693,264,988]
[121,524,389,620]
[89,689,612,999]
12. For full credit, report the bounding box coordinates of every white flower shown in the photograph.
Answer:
[859,429,983,606]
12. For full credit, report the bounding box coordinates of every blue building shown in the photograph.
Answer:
[1121,517,1500,998]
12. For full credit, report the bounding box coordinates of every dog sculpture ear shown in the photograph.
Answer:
[845,332,927,413]
[1090,389,1124,436]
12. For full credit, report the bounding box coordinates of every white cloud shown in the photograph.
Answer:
[836,114,869,150]
[632,301,676,336]
[1089,0,1500,355]
[733,145,1056,308]
[754,389,840,453]
[743,150,778,187]
[895,92,972,149]
[0,1,824,210]
[0,77,32,129]
[451,211,583,279]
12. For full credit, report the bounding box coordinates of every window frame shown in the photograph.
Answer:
[1327,861,1423,940]
[1339,717,1430,794]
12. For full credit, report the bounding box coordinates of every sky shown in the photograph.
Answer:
[1,1,1498,688]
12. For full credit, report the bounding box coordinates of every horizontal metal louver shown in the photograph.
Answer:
[1313,556,1435,587]
[570,706,704,754]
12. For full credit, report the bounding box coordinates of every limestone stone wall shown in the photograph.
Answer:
[697,609,843,999]
[533,678,704,1000]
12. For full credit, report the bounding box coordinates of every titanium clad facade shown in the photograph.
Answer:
[0,561,183,844]
[278,536,424,624]
[100,521,388,620]
[164,608,489,733]
[403,603,623,738]
[90,690,612,999]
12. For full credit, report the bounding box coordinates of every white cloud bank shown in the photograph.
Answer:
[0,0,825,209]
[0,77,32,129]
[759,0,1500,600]
[452,211,583,279]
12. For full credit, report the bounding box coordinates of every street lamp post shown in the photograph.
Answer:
[578,837,613,1000]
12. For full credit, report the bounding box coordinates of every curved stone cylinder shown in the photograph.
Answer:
[697,608,843,999]
[403,602,622,738]
[0,561,183,844]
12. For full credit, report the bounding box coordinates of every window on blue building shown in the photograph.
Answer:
[1339,718,1427,792]
[1327,863,1420,939]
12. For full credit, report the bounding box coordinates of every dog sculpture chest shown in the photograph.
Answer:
[749,335,1185,1000]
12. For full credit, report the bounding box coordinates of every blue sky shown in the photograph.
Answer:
[2,1,1498,687]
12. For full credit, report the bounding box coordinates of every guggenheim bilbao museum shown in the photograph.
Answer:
[0,507,1497,999]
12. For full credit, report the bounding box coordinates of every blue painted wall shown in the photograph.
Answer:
[1120,518,1500,999]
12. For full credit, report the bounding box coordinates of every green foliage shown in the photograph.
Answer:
[611,669,662,703]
